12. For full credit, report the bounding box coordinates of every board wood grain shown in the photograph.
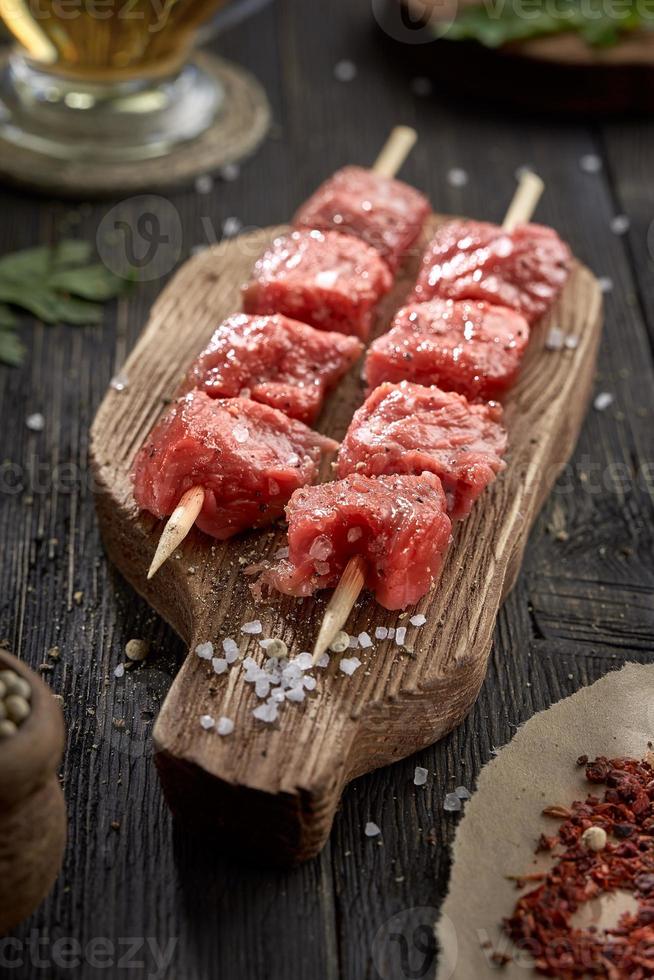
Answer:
[90,216,602,863]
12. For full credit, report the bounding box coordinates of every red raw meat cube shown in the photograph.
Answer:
[412,220,571,323]
[293,165,430,271]
[186,313,363,425]
[242,229,393,341]
[132,390,337,540]
[365,298,530,401]
[338,381,507,519]
[257,472,452,610]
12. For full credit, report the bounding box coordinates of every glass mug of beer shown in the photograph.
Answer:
[0,0,268,162]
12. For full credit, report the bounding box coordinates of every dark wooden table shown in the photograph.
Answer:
[1,2,653,977]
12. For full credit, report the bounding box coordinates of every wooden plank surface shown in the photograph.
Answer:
[0,0,653,975]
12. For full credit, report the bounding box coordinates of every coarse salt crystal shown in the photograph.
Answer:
[233,425,250,444]
[316,653,330,668]
[242,656,258,670]
[455,785,471,800]
[309,535,333,561]
[545,327,565,351]
[109,373,128,392]
[347,527,362,543]
[199,714,215,730]
[339,657,361,676]
[303,675,317,691]
[314,561,331,576]
[387,628,396,641]
[241,620,262,635]
[610,214,630,235]
[315,269,339,289]
[294,652,313,670]
[375,626,388,640]
[222,216,242,237]
[212,657,228,675]
[580,153,602,174]
[195,174,214,195]
[113,664,125,678]
[25,413,45,432]
[410,614,426,627]
[286,686,305,702]
[443,792,462,812]
[598,276,613,293]
[269,688,286,703]
[348,635,359,649]
[414,766,428,786]
[565,335,579,350]
[364,821,381,837]
[255,677,271,699]
[334,59,357,82]
[195,641,214,660]
[216,716,234,736]
[395,626,407,646]
[253,702,278,723]
[447,167,468,188]
[281,663,303,687]
[358,631,372,649]
[222,637,239,662]
[219,162,240,182]
[274,546,289,559]
[594,392,614,411]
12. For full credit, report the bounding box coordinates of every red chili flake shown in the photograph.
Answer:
[503,754,654,977]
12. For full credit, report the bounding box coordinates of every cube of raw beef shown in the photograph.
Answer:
[337,381,507,520]
[257,472,452,610]
[411,220,571,323]
[186,313,363,425]
[242,229,393,340]
[132,391,337,540]
[365,298,530,401]
[293,166,430,271]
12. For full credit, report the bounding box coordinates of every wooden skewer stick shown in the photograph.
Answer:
[147,485,205,580]
[312,168,546,663]
[372,125,418,178]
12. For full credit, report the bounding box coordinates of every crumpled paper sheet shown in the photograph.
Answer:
[436,663,654,978]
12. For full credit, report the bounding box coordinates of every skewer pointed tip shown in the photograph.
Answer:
[502,170,545,232]
[372,126,419,179]
[146,485,205,580]
[311,555,367,665]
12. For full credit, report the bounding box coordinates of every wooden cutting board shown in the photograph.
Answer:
[90,216,602,863]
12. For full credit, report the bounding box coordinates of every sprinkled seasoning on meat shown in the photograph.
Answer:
[132,391,338,540]
[365,298,529,401]
[242,229,393,341]
[186,313,363,425]
[256,472,452,610]
[294,165,430,271]
[412,220,571,323]
[338,381,507,520]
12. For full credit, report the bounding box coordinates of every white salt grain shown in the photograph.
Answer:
[233,425,250,444]
[195,641,214,660]
[25,413,45,432]
[375,626,388,640]
[358,631,373,649]
[565,335,579,350]
[255,677,271,699]
[222,216,242,238]
[455,785,471,800]
[545,327,565,351]
[447,167,469,188]
[339,657,362,676]
[270,688,286,703]
[443,792,462,812]
[347,527,362,543]
[253,702,278,724]
[219,162,240,182]
[303,676,317,691]
[109,373,128,392]
[334,59,357,82]
[395,626,407,646]
[286,686,305,702]
[113,664,125,678]
[212,657,228,675]
[295,652,313,670]
[598,276,613,293]
[387,628,396,641]
[242,656,258,670]
[199,714,215,730]
[364,821,381,837]
[410,614,426,627]
[241,620,262,635]
[594,392,614,411]
[316,653,330,668]
[222,638,240,663]
[580,153,602,174]
[216,717,234,736]
[610,214,630,235]
[195,174,214,195]
[414,766,428,786]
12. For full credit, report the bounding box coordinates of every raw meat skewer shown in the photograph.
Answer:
[311,170,546,663]
[145,126,420,580]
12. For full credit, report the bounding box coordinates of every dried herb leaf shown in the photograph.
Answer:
[0,326,25,367]
[48,264,126,301]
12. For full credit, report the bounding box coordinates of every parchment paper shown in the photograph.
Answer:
[436,663,654,979]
